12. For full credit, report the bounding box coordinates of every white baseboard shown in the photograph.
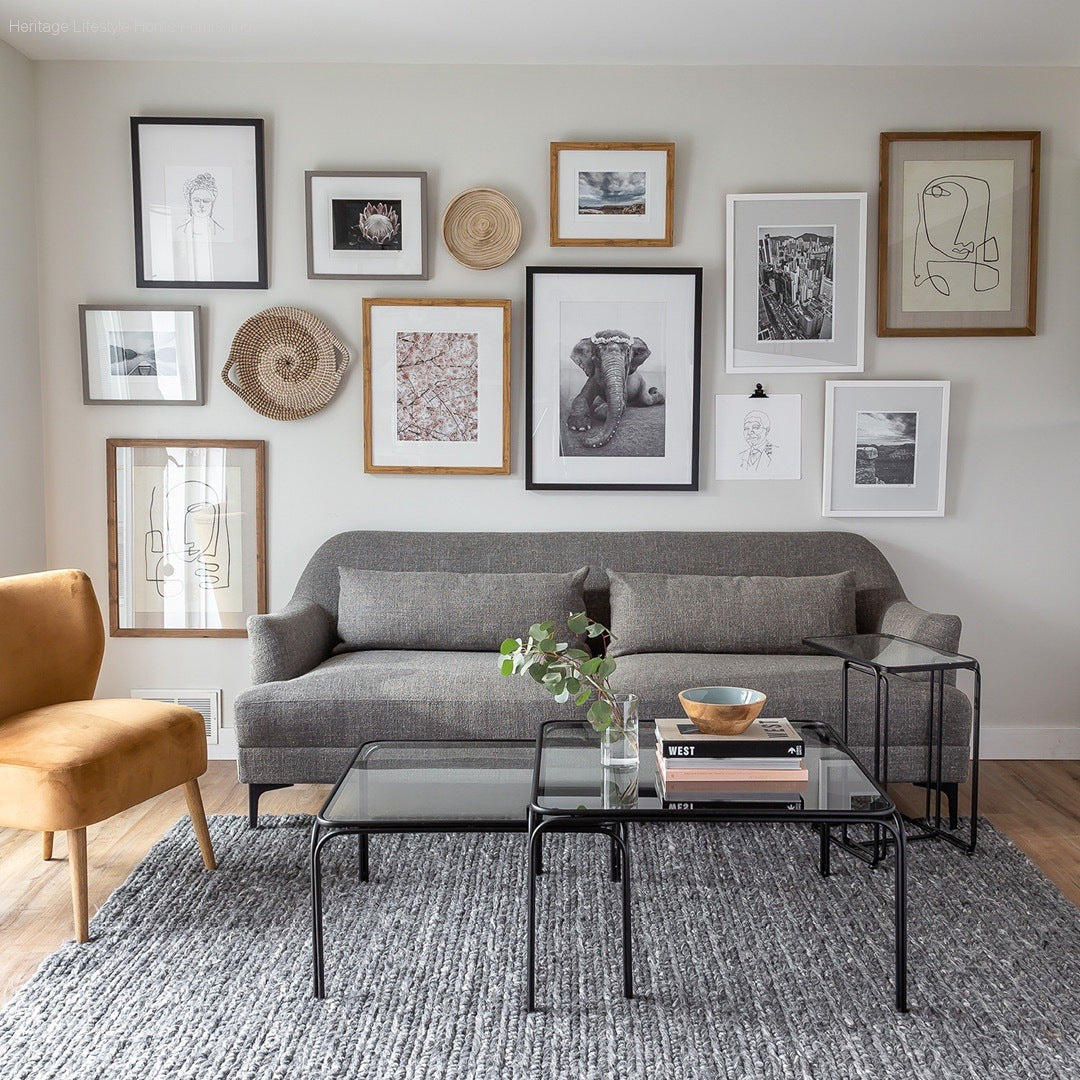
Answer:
[207,727,238,761]
[980,725,1080,760]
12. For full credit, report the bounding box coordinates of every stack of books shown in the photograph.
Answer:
[655,717,808,808]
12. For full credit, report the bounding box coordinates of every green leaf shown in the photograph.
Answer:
[567,612,589,634]
[586,623,605,638]
[539,638,559,654]
[597,658,616,679]
[574,689,592,706]
[564,677,581,695]
[553,642,568,653]
[554,688,571,704]
[499,638,519,655]
[563,648,590,662]
[587,699,614,731]
[542,669,562,684]
[499,657,513,676]
[580,657,603,676]
[529,663,548,683]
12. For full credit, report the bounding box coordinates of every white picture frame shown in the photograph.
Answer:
[823,381,950,517]
[714,393,801,481]
[80,305,203,405]
[726,192,866,374]
[306,171,428,280]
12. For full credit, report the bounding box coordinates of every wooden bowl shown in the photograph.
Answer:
[678,686,767,735]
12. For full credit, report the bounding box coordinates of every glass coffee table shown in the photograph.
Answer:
[528,720,909,1012]
[310,740,535,998]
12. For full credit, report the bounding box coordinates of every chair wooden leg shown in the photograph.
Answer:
[183,779,217,870]
[68,828,88,943]
[42,831,54,861]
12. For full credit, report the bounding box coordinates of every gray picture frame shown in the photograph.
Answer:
[305,170,430,280]
[79,304,204,406]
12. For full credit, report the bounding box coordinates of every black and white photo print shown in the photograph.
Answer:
[108,330,177,377]
[855,411,918,486]
[577,172,647,216]
[331,199,403,251]
[757,227,835,341]
[559,302,666,458]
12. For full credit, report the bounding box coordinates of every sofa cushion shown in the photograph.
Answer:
[607,571,856,657]
[336,567,588,651]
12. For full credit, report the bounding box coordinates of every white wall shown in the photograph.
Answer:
[0,41,44,574]
[33,61,1080,757]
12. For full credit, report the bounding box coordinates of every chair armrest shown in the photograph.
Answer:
[877,600,962,655]
[247,601,335,684]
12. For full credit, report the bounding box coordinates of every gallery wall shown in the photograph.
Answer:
[32,61,1080,757]
[0,41,45,575]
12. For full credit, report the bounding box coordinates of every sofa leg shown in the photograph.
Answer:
[68,827,88,944]
[248,783,293,829]
[942,782,960,831]
[43,831,54,861]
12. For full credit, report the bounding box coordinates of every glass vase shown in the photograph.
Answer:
[599,694,639,768]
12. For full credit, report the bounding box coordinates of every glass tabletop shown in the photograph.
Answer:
[803,633,974,671]
[534,721,892,817]
[319,740,535,826]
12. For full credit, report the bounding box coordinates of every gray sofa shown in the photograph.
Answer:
[235,531,971,819]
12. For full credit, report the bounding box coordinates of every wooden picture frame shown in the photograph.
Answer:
[80,304,204,405]
[550,142,675,247]
[131,117,268,290]
[305,170,429,280]
[106,439,267,637]
[362,298,511,474]
[878,130,1040,336]
[525,265,702,491]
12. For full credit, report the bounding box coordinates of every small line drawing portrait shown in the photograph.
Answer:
[913,175,1000,297]
[144,479,231,598]
[739,409,774,471]
[177,172,223,239]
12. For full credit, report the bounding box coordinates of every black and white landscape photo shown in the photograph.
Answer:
[108,331,178,377]
[855,411,917,486]
[757,226,835,342]
[559,301,666,458]
[577,171,647,216]
[332,199,403,251]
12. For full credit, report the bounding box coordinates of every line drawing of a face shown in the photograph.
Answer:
[739,409,773,470]
[913,174,1000,296]
[177,172,223,238]
[144,479,231,597]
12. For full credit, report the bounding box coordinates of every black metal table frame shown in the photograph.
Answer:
[829,644,982,864]
[526,720,910,1013]
[310,738,540,1000]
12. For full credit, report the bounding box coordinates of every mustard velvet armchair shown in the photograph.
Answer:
[0,569,216,942]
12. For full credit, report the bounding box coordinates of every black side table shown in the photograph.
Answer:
[804,633,981,857]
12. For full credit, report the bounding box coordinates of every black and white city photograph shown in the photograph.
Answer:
[855,411,918,486]
[108,330,177,377]
[757,226,835,341]
[558,301,666,458]
[577,171,647,216]
[331,198,403,251]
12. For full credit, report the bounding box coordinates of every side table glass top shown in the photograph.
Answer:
[534,721,891,816]
[320,740,535,826]
[804,633,975,672]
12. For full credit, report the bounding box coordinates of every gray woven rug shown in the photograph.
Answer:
[1,815,1076,1079]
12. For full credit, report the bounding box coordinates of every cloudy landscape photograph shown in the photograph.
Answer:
[577,170,647,215]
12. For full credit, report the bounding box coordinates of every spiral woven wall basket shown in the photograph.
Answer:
[222,306,350,421]
[441,187,522,270]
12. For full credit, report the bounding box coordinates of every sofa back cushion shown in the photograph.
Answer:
[337,567,588,651]
[606,570,857,657]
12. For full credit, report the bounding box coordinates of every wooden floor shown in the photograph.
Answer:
[0,759,1076,1008]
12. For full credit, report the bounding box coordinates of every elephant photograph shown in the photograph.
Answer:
[559,301,667,458]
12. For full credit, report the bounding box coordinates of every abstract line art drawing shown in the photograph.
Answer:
[912,175,1000,298]
[144,479,231,598]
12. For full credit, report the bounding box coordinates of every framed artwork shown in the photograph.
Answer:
[306,171,428,280]
[878,131,1040,336]
[106,439,266,636]
[726,193,867,374]
[526,266,702,491]
[823,381,950,517]
[130,117,268,289]
[549,142,674,247]
[362,298,511,474]
[79,305,203,405]
[714,394,801,481]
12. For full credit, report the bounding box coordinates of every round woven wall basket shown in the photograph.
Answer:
[441,187,522,270]
[223,306,350,421]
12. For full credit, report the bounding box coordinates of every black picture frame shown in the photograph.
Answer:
[131,116,268,290]
[525,265,703,491]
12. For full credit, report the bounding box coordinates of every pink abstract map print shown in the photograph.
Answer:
[395,331,479,442]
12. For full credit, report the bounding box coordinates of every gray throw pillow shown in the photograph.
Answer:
[337,567,589,651]
[606,570,856,657]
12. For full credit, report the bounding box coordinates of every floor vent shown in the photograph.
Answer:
[131,688,222,744]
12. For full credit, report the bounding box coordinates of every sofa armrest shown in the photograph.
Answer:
[877,600,962,655]
[247,601,335,684]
